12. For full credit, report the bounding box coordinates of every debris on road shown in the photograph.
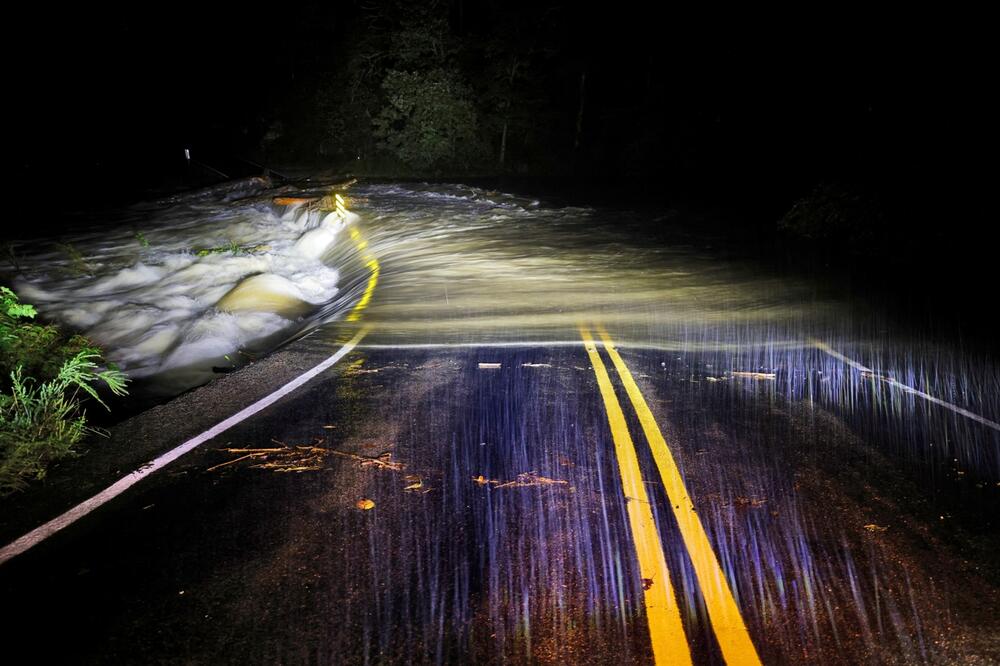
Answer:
[478,362,502,369]
[733,496,768,509]
[864,523,889,532]
[472,471,571,489]
[206,447,304,473]
[731,371,777,380]
[356,499,376,510]
[330,450,404,471]
[208,439,405,474]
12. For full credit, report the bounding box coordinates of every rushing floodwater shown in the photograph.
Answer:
[7,180,835,393]
[7,188,366,394]
[4,180,998,477]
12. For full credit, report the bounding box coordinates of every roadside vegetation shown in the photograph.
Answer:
[0,286,128,496]
[777,182,887,256]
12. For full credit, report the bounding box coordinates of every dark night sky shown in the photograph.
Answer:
[9,2,993,227]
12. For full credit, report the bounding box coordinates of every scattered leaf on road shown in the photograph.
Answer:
[473,471,571,489]
[731,371,776,380]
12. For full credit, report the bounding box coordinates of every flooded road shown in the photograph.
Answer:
[0,181,997,664]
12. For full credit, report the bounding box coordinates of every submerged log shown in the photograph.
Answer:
[157,175,273,205]
[273,196,320,206]
[273,178,357,208]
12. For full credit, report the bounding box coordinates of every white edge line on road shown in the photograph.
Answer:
[0,328,369,566]
[813,339,1000,432]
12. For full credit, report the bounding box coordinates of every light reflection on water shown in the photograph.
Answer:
[354,182,837,345]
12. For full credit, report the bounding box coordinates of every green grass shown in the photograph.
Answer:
[56,242,95,276]
[1,287,128,495]
[193,241,270,257]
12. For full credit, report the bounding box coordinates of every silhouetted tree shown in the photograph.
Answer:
[475,3,560,170]
[314,2,486,172]
[373,68,482,169]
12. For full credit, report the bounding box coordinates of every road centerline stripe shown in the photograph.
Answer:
[580,327,692,666]
[598,328,762,666]
[0,327,369,567]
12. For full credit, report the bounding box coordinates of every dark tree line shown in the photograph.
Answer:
[274,1,578,176]
[262,0,988,207]
[12,0,993,225]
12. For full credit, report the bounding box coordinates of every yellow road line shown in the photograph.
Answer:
[580,327,692,666]
[347,224,379,322]
[597,328,762,666]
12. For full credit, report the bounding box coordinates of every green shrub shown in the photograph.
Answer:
[373,68,485,171]
[2,288,94,384]
[1,287,128,495]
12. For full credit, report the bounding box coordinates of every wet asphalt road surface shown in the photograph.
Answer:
[1,337,997,665]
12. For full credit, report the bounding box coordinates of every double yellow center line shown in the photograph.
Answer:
[346,226,380,322]
[581,327,761,666]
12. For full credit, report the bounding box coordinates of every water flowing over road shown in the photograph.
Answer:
[1,181,997,664]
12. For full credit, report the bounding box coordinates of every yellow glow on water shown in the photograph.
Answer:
[318,183,841,356]
[344,196,380,323]
[348,259,380,321]
[327,184,835,351]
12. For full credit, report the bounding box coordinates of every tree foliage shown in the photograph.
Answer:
[373,68,482,170]
[313,2,543,173]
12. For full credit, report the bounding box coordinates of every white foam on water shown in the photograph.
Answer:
[88,263,165,293]
[12,199,347,391]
